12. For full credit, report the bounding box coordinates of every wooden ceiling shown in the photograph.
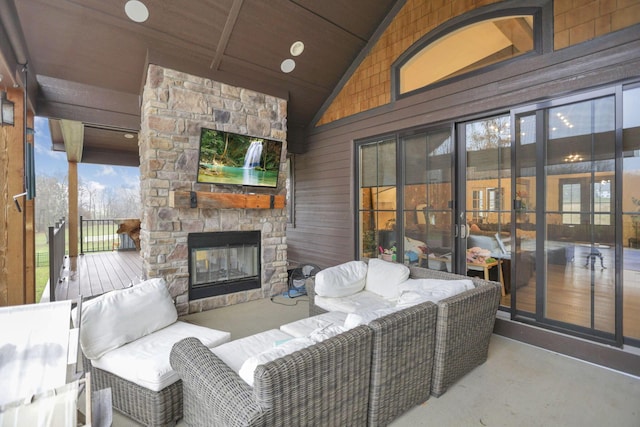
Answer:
[0,0,400,163]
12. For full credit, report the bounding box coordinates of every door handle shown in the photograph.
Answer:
[460,223,467,239]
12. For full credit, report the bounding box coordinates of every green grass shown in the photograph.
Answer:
[35,232,49,302]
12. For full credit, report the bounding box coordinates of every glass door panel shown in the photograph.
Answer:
[358,139,397,260]
[513,113,538,314]
[463,115,511,292]
[402,129,454,268]
[622,85,640,342]
[544,96,615,334]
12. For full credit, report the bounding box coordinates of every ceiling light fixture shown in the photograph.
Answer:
[290,41,305,57]
[564,154,583,162]
[124,133,135,139]
[281,59,296,73]
[125,0,149,23]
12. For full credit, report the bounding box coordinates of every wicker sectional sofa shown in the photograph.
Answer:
[307,260,502,398]
[170,260,500,427]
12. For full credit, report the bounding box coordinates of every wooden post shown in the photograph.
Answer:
[2,88,26,305]
[69,161,79,259]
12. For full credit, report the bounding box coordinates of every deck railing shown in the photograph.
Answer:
[80,216,137,254]
[48,218,67,302]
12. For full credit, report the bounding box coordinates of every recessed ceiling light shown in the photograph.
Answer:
[124,133,135,139]
[281,59,296,73]
[125,0,149,23]
[290,41,305,57]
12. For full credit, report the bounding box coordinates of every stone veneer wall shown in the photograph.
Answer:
[139,64,288,315]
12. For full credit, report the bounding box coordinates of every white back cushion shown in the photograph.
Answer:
[314,260,368,298]
[365,258,410,299]
[396,278,475,308]
[80,278,178,359]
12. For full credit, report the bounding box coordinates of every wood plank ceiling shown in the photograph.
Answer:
[0,0,400,163]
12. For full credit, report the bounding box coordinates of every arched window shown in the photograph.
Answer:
[394,5,547,97]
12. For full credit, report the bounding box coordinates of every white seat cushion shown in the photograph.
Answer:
[91,321,230,392]
[211,329,293,374]
[280,311,348,337]
[364,258,410,299]
[315,290,394,313]
[314,260,368,298]
[238,337,316,386]
[396,278,475,308]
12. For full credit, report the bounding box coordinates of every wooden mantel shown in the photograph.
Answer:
[169,191,285,210]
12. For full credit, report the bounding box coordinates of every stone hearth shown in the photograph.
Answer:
[139,64,288,315]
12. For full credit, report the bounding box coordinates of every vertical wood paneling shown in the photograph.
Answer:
[4,88,26,305]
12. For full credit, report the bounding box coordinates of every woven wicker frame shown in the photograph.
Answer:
[367,301,438,426]
[84,355,182,426]
[171,326,374,427]
[307,262,501,399]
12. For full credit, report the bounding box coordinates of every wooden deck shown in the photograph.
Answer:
[53,251,142,301]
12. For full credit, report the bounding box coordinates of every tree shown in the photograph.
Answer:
[35,173,68,233]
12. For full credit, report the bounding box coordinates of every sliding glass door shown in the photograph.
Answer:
[513,92,620,343]
[459,115,511,293]
[355,82,639,346]
[402,128,455,269]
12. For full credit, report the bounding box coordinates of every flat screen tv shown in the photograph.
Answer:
[197,128,283,188]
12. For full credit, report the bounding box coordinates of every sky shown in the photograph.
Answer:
[33,116,140,193]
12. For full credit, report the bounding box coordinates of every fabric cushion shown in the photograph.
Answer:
[396,278,475,308]
[315,290,395,313]
[308,325,347,342]
[91,321,230,391]
[314,260,368,298]
[211,329,293,374]
[364,258,410,299]
[343,307,400,329]
[80,278,178,360]
[280,311,348,338]
[238,337,316,386]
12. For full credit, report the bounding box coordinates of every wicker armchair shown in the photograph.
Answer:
[306,263,501,398]
[367,301,438,426]
[170,325,374,427]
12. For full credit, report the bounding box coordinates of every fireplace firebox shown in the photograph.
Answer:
[188,231,261,300]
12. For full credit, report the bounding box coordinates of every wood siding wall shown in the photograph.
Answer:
[0,87,35,306]
[317,0,640,127]
[287,23,640,268]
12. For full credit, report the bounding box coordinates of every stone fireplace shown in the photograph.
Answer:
[188,231,261,300]
[139,64,288,315]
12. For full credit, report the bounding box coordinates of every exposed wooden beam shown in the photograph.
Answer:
[210,0,244,70]
[59,119,84,162]
[169,190,285,210]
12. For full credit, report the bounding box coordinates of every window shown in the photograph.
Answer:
[594,179,612,225]
[487,188,504,211]
[358,138,397,258]
[396,12,537,95]
[471,189,484,222]
[561,182,581,224]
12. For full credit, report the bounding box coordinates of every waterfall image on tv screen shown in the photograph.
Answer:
[197,128,283,188]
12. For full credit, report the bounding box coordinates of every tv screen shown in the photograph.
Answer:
[197,128,283,188]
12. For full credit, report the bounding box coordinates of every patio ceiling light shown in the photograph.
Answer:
[125,0,149,23]
[290,41,305,57]
[281,59,296,73]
